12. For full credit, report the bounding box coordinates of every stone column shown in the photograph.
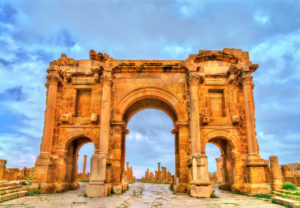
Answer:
[0,160,6,180]
[216,158,223,183]
[188,72,211,197]
[86,68,112,197]
[242,72,258,156]
[270,156,282,191]
[162,167,166,182]
[40,70,59,154]
[175,122,189,192]
[83,155,87,175]
[158,163,161,181]
[33,68,60,192]
[53,149,67,192]
[171,128,180,183]
[242,69,270,194]
[110,122,124,193]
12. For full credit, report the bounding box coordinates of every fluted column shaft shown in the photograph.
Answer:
[242,73,258,155]
[40,70,59,153]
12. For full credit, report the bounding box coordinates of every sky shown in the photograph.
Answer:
[0,0,300,179]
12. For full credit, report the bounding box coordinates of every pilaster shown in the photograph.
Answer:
[188,71,211,197]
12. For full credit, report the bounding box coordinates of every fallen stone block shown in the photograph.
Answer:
[271,196,300,207]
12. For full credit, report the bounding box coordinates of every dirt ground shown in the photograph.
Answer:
[0,182,282,208]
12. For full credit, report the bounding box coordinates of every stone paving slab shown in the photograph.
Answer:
[0,183,284,208]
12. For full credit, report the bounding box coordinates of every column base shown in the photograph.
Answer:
[86,184,108,197]
[190,183,212,198]
[31,182,55,193]
[174,183,188,193]
[112,185,123,194]
[271,180,283,191]
[122,182,128,191]
[54,182,69,192]
[242,183,271,195]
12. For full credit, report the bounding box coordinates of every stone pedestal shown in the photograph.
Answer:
[243,155,271,194]
[86,184,108,197]
[86,153,108,197]
[32,153,55,193]
[190,182,212,198]
[190,155,212,197]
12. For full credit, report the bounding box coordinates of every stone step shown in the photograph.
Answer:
[0,182,19,188]
[0,187,29,195]
[271,196,300,208]
[0,190,28,202]
[273,191,300,201]
[0,184,22,191]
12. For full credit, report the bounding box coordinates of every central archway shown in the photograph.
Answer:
[110,88,190,192]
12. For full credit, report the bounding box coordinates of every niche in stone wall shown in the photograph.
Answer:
[75,89,91,117]
[209,90,224,117]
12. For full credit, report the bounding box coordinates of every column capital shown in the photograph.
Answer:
[111,120,126,127]
[175,121,189,129]
[188,72,205,86]
[45,74,60,86]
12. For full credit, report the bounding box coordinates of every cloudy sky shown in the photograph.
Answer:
[0,0,300,178]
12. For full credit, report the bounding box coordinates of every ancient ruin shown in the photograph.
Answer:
[141,163,173,183]
[32,48,272,198]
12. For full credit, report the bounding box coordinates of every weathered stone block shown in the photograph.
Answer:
[190,184,212,198]
[59,113,72,123]
[86,184,108,197]
[90,113,99,123]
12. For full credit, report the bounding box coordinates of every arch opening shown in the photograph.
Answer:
[64,137,94,189]
[123,98,178,125]
[205,137,235,191]
[125,109,175,181]
[119,96,181,183]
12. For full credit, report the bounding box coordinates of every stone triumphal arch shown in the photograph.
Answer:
[33,49,271,197]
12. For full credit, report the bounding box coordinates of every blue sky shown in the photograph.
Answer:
[0,0,300,178]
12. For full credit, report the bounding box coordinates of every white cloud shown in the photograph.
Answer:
[162,44,192,59]
[254,12,269,24]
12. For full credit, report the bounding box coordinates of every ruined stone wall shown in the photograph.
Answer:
[281,163,300,186]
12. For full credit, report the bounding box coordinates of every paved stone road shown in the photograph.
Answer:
[0,182,282,208]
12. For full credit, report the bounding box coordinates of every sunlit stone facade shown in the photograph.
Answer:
[33,48,271,197]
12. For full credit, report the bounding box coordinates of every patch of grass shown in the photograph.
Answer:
[27,189,40,196]
[252,193,271,199]
[282,182,298,191]
[21,181,27,185]
[84,193,87,197]
[234,190,246,195]
[210,191,219,198]
[279,195,288,199]
[80,180,89,182]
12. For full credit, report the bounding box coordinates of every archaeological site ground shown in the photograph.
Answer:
[1,49,300,207]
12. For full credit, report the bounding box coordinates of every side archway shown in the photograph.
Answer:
[54,131,97,192]
[202,130,239,191]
